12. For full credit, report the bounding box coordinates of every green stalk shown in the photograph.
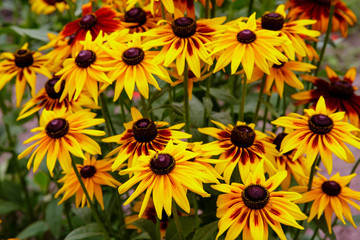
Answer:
[183,63,191,133]
[156,217,161,240]
[310,227,319,240]
[168,87,174,125]
[262,95,271,132]
[314,4,335,77]
[100,93,116,135]
[205,0,211,18]
[248,0,254,16]
[211,0,216,17]
[238,73,247,122]
[71,159,110,239]
[119,97,127,123]
[66,0,76,21]
[141,95,149,118]
[191,192,199,229]
[172,201,185,240]
[253,76,266,124]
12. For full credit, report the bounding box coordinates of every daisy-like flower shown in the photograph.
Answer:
[18,109,105,176]
[120,5,161,33]
[248,60,316,98]
[212,161,307,240]
[211,13,287,79]
[55,31,115,105]
[285,0,357,38]
[198,121,278,183]
[126,0,174,15]
[258,4,320,60]
[59,2,122,53]
[102,34,172,101]
[294,172,360,233]
[30,0,70,15]
[267,132,309,190]
[143,16,226,78]
[103,107,191,170]
[118,140,214,220]
[55,153,120,210]
[0,43,52,107]
[17,77,98,120]
[292,66,360,128]
[271,96,360,174]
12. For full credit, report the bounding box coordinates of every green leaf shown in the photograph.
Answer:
[65,223,104,240]
[261,98,280,118]
[131,232,151,240]
[192,221,218,240]
[16,221,49,239]
[46,199,64,239]
[312,215,337,240]
[202,87,238,103]
[129,218,157,240]
[9,26,54,42]
[202,97,213,117]
[189,95,204,127]
[0,180,22,204]
[0,199,19,214]
[211,111,232,125]
[167,216,197,240]
[34,172,50,192]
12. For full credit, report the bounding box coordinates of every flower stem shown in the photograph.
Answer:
[238,73,247,122]
[100,93,116,135]
[168,87,174,125]
[191,192,199,229]
[314,4,335,77]
[156,216,161,240]
[248,0,254,16]
[172,201,185,240]
[183,62,191,133]
[253,76,266,124]
[262,95,271,132]
[141,95,149,118]
[71,159,110,240]
[205,0,210,18]
[310,227,319,240]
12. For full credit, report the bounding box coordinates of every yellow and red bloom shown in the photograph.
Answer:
[285,0,357,38]
[271,96,360,174]
[55,153,120,209]
[103,107,191,170]
[0,43,52,107]
[120,5,162,33]
[18,109,105,176]
[294,172,360,233]
[292,66,360,128]
[198,121,278,183]
[212,161,307,240]
[126,0,174,15]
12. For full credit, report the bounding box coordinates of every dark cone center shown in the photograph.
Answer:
[45,77,65,99]
[172,17,197,38]
[308,114,333,135]
[273,133,293,155]
[242,185,269,209]
[45,118,69,138]
[80,165,96,178]
[150,153,175,175]
[261,12,285,31]
[237,29,256,44]
[125,7,147,26]
[230,125,256,148]
[322,181,341,196]
[122,47,144,65]
[272,62,285,68]
[329,81,354,99]
[75,50,96,68]
[14,49,34,68]
[132,118,158,142]
[79,14,97,29]
[44,0,65,5]
[317,0,331,5]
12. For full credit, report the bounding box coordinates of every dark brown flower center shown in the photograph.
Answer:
[45,118,69,138]
[132,118,158,142]
[68,34,76,45]
[80,165,96,178]
[44,0,65,5]
[317,0,331,5]
[125,7,147,26]
[242,185,269,209]
[273,133,293,155]
[261,12,285,31]
[79,14,97,29]
[272,62,285,68]
[45,77,65,99]
[237,29,256,44]
[308,114,333,135]
[75,50,96,68]
[321,181,341,196]
[172,17,197,38]
[14,49,34,68]
[122,48,144,65]
[230,125,255,148]
[150,153,175,175]
[329,81,354,99]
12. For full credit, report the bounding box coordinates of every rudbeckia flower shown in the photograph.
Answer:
[294,172,360,233]
[210,13,287,79]
[292,66,360,128]
[198,121,278,183]
[120,5,162,33]
[102,107,191,170]
[285,0,357,38]
[0,43,52,107]
[258,4,320,60]
[55,153,120,210]
[126,0,174,15]
[271,96,360,174]
[55,32,115,105]
[17,76,98,120]
[18,109,105,176]
[102,34,172,101]
[143,16,226,78]
[30,0,70,15]
[212,161,307,240]
[118,140,214,220]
